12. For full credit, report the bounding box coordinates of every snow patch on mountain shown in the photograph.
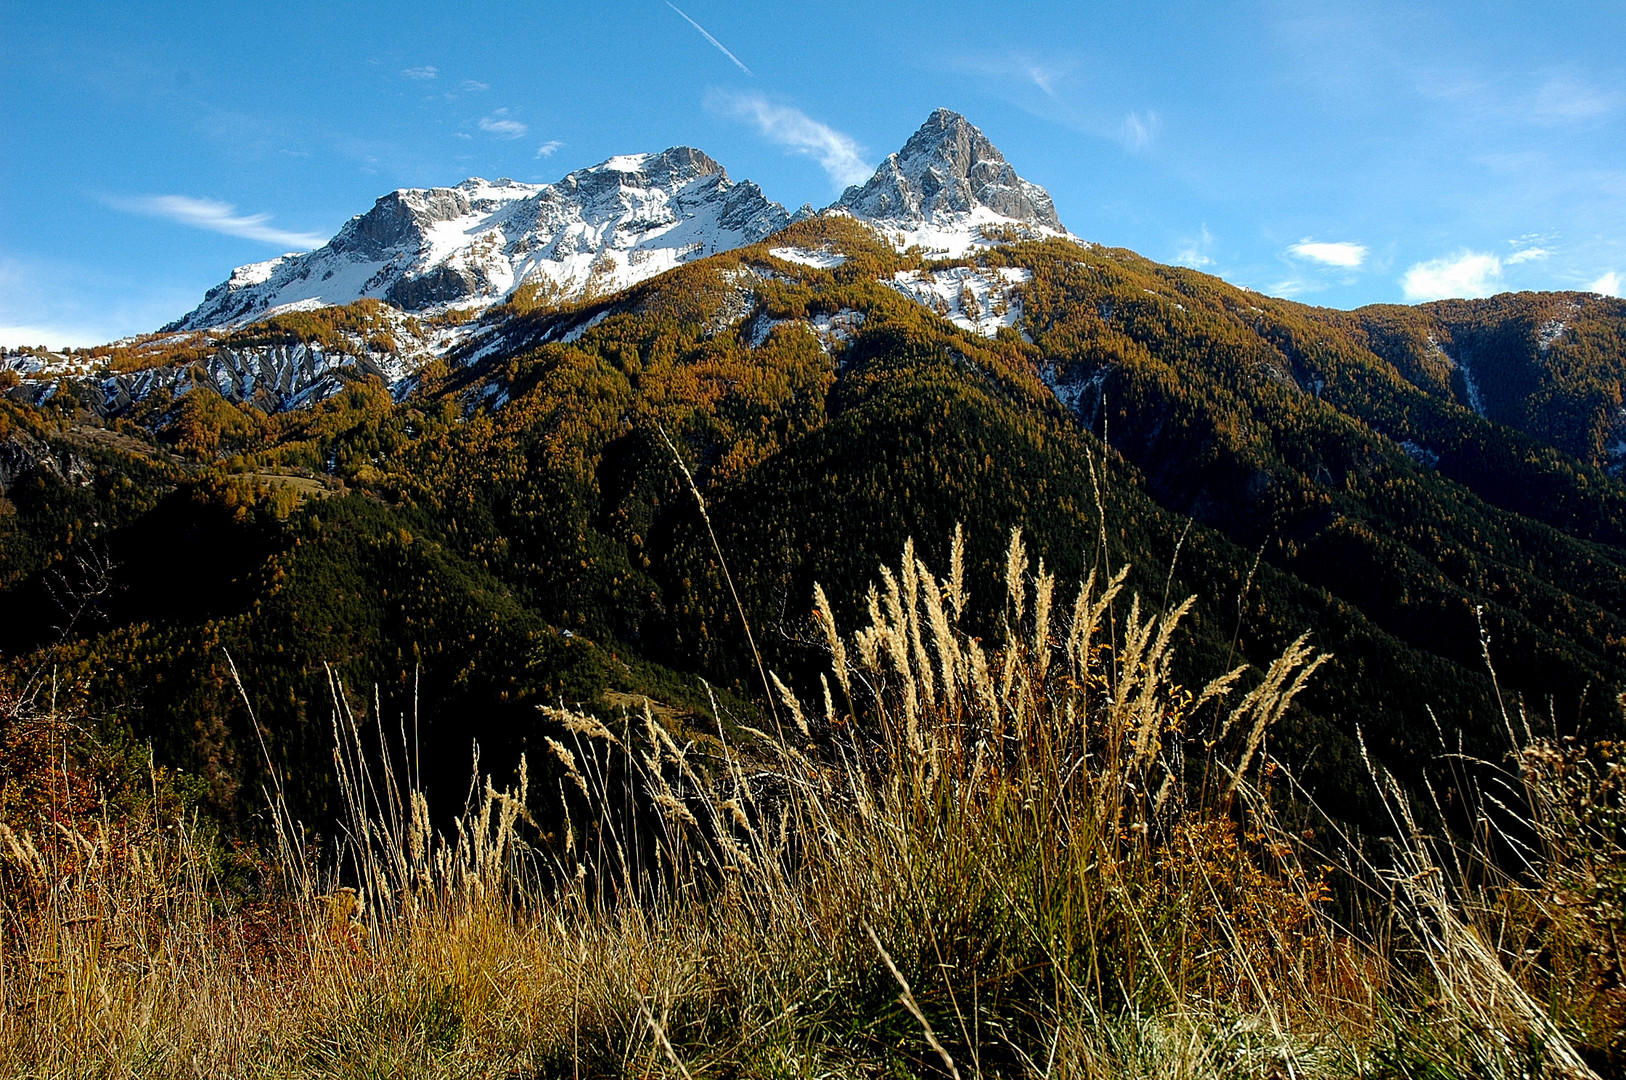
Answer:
[884,266,1032,338]
[1043,362,1111,419]
[561,310,612,344]
[744,309,865,354]
[1538,318,1567,352]
[768,246,847,269]
[1399,439,1440,468]
[1429,335,1488,417]
[2,350,97,381]
[1459,358,1487,417]
[809,310,866,351]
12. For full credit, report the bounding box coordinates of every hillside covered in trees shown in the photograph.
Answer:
[2,213,1624,835]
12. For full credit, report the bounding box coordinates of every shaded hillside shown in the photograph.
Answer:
[1343,292,1626,472]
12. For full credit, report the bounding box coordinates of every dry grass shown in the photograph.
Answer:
[0,527,1619,1078]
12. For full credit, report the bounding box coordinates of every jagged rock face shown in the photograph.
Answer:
[77,343,389,417]
[0,429,90,492]
[836,108,1061,230]
[167,148,789,331]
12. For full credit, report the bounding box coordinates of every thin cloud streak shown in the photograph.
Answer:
[108,194,326,249]
[535,140,564,158]
[479,113,528,139]
[665,1,753,76]
[948,51,1074,98]
[711,92,871,189]
[1120,110,1159,152]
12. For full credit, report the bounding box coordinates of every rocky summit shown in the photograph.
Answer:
[836,108,1062,231]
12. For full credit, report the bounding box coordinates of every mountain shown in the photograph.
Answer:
[164,148,790,331]
[0,111,1069,416]
[3,109,1625,839]
[161,110,1063,336]
[835,107,1066,255]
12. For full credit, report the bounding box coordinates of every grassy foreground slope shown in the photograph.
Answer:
[2,532,1622,1077]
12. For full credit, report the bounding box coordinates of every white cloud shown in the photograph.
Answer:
[107,194,325,249]
[1174,225,1215,268]
[711,92,872,189]
[1401,251,1504,301]
[401,65,438,80]
[1288,239,1367,268]
[1505,246,1552,265]
[460,79,489,92]
[665,1,753,76]
[1120,110,1160,152]
[1589,271,1621,297]
[479,111,528,139]
[535,140,563,159]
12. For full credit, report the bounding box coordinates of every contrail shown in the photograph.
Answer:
[664,1,754,77]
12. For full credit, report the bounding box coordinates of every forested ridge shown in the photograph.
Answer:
[3,215,1623,832]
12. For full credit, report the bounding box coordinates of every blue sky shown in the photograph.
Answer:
[2,0,1623,347]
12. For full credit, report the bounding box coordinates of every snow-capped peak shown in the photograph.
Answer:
[162,113,1069,335]
[166,147,787,331]
[833,108,1067,256]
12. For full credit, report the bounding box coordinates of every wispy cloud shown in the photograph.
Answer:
[1531,75,1623,125]
[1288,239,1368,268]
[1024,62,1066,97]
[1401,251,1503,301]
[107,194,325,249]
[1505,246,1552,265]
[535,140,564,159]
[1120,110,1160,152]
[479,110,528,139]
[665,1,753,76]
[711,92,871,188]
[1174,225,1215,268]
[1589,270,1621,297]
[460,79,489,93]
[949,51,1075,98]
[401,65,438,80]
[1267,279,1315,298]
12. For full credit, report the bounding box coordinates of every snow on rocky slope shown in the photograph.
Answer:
[167,148,789,331]
[883,266,1034,338]
[170,110,1066,335]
